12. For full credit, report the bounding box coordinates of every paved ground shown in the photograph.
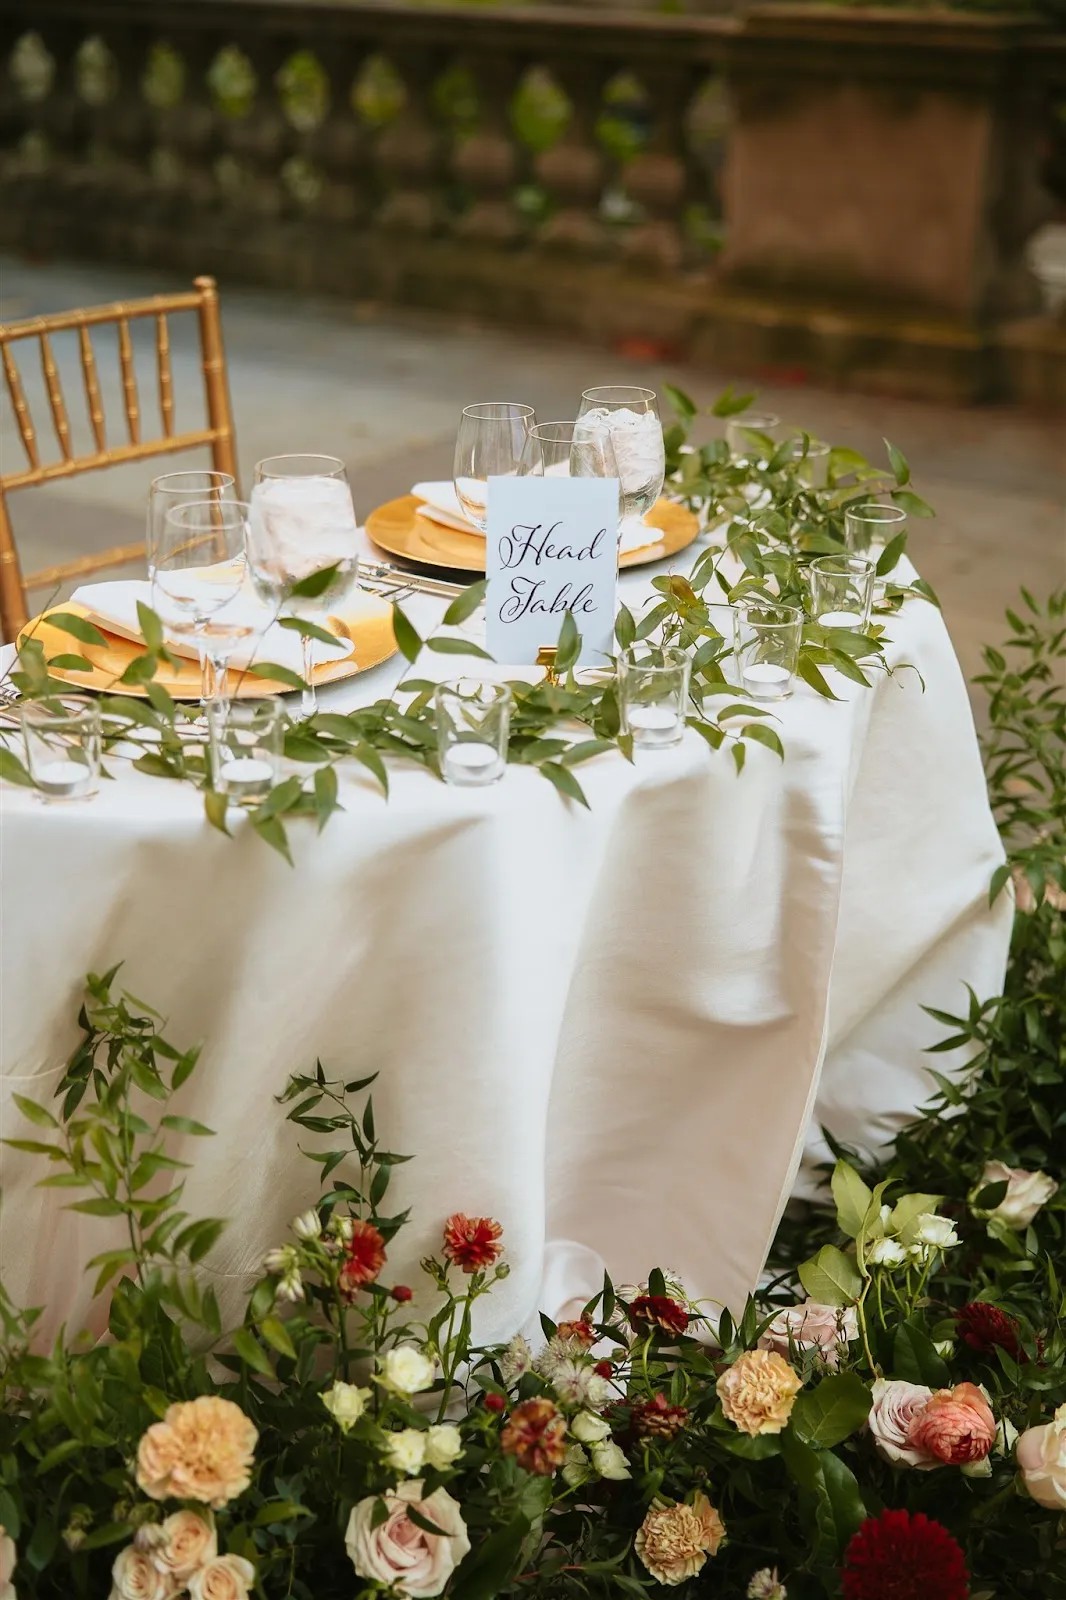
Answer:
[2,255,1063,696]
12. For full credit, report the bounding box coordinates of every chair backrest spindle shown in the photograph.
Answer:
[79,324,107,452]
[0,277,240,643]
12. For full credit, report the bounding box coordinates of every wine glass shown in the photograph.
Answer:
[246,454,360,719]
[454,403,536,530]
[576,385,665,527]
[153,500,250,707]
[518,420,623,535]
[147,472,238,692]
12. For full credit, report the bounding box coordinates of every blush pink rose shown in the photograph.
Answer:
[908,1382,997,1466]
[1016,1404,1066,1511]
[759,1300,859,1371]
[867,1379,939,1470]
[345,1481,470,1598]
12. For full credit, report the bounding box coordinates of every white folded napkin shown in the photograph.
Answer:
[69,579,355,675]
[411,481,660,556]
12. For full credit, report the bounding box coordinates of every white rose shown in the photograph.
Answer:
[1017,1404,1066,1511]
[154,1509,217,1583]
[562,1444,591,1487]
[387,1428,428,1476]
[109,1545,172,1600]
[0,1529,16,1600]
[380,1344,437,1395]
[346,1482,470,1598]
[292,1209,321,1241]
[321,1381,371,1433]
[868,1238,907,1267]
[590,1439,631,1480]
[867,1379,939,1470]
[914,1214,960,1250]
[188,1554,256,1600]
[996,1417,1019,1455]
[425,1424,464,1470]
[571,1411,612,1444]
[978,1162,1058,1231]
[934,1341,955,1359]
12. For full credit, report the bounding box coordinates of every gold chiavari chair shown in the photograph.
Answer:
[0,275,239,643]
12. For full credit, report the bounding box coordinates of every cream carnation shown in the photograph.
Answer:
[154,1510,217,1583]
[109,1545,172,1600]
[1016,1403,1066,1510]
[717,1349,802,1436]
[346,1482,470,1598]
[187,1554,256,1600]
[867,1379,939,1469]
[135,1396,257,1509]
[635,1494,725,1586]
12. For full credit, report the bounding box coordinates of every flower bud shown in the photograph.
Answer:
[292,1210,322,1241]
[484,1393,506,1413]
[391,1285,413,1303]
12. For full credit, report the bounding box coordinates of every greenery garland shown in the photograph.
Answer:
[1,389,936,858]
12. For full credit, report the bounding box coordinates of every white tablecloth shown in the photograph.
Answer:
[0,539,1011,1343]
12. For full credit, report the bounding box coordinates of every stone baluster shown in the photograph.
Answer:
[373,47,446,234]
[217,36,288,220]
[451,51,524,245]
[532,60,610,257]
[620,64,701,272]
[103,27,153,199]
[297,44,368,229]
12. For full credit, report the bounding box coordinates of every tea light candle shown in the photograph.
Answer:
[218,755,274,796]
[33,757,94,798]
[627,703,682,747]
[818,610,866,630]
[444,741,502,786]
[743,661,792,699]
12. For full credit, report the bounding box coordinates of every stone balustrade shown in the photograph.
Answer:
[1,0,1063,403]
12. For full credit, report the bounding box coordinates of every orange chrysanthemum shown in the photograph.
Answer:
[442,1214,503,1274]
[500,1399,567,1476]
[339,1220,387,1299]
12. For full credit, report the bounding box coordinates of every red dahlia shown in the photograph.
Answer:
[500,1398,567,1476]
[628,1295,689,1337]
[955,1301,1024,1361]
[338,1219,387,1298]
[442,1212,504,1274]
[842,1509,969,1600]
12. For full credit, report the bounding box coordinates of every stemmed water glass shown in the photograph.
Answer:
[576,385,665,526]
[453,403,536,530]
[147,470,237,699]
[246,453,360,719]
[151,498,249,707]
[518,420,623,533]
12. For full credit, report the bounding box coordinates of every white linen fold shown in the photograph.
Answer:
[411,481,659,556]
[70,579,355,674]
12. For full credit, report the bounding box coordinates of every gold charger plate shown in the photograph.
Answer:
[365,495,699,574]
[18,598,398,701]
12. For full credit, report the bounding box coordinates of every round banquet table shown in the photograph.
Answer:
[0,535,1012,1344]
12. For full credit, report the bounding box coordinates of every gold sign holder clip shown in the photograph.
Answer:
[535,646,560,686]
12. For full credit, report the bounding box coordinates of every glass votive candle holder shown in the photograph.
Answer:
[619,647,691,749]
[792,437,831,488]
[808,555,876,630]
[733,601,803,701]
[844,500,907,560]
[435,679,511,787]
[21,694,102,801]
[725,410,781,468]
[208,700,284,802]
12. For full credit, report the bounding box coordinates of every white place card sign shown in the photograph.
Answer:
[485,474,619,666]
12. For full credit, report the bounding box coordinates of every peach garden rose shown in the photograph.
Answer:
[136,1396,258,1509]
[187,1554,256,1600]
[108,1544,173,1600]
[907,1383,997,1466]
[717,1349,802,1436]
[346,1481,470,1598]
[153,1510,217,1585]
[759,1300,858,1371]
